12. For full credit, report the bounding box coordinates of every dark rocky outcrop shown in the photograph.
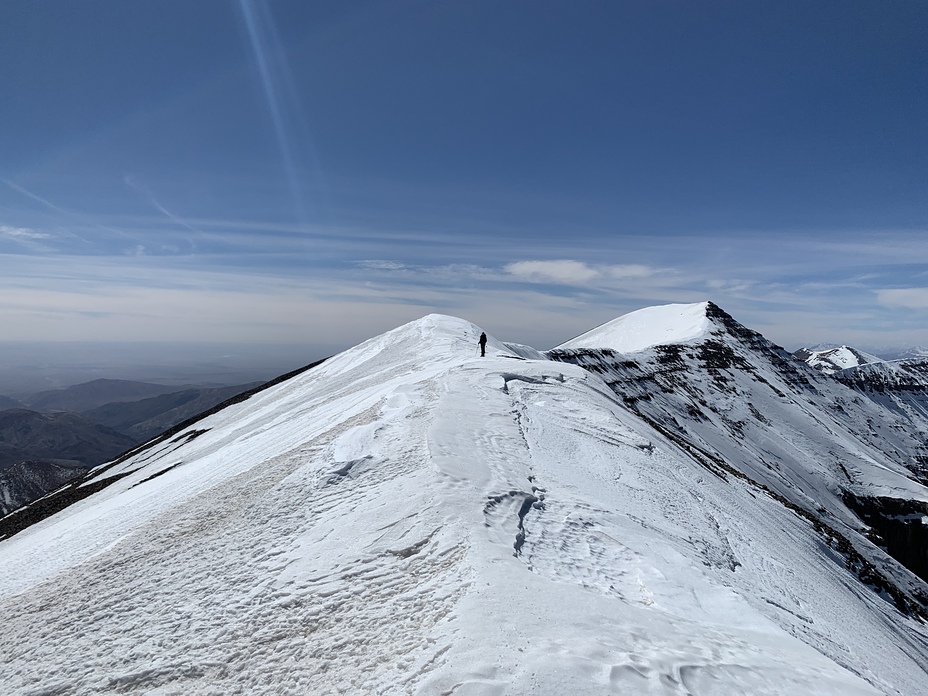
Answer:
[0,461,88,517]
[844,493,928,586]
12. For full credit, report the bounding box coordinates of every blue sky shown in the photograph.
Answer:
[2,0,927,382]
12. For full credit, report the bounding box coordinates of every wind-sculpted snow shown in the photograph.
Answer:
[1,312,928,694]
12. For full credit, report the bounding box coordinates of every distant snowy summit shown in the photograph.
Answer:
[794,344,928,375]
[793,345,883,375]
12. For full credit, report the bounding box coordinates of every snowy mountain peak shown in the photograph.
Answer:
[311,313,514,382]
[556,301,715,352]
[794,345,882,375]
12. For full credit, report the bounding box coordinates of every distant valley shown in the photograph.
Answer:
[0,378,262,515]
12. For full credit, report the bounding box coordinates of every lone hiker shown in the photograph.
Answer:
[478,332,487,357]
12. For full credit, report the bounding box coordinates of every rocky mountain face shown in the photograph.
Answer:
[832,358,928,486]
[0,460,89,517]
[2,307,928,695]
[548,303,928,605]
[836,358,928,396]
[0,409,136,519]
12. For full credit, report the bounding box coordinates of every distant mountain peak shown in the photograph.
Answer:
[794,345,882,375]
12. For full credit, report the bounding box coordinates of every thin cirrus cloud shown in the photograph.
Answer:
[877,288,928,309]
[504,260,658,285]
[0,225,50,241]
[356,259,668,291]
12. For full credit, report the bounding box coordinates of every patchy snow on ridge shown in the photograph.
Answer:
[1,311,928,695]
[557,301,713,352]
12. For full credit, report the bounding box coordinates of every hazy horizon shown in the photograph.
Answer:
[2,302,926,396]
[0,340,331,396]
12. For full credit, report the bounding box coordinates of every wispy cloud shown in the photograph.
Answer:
[505,260,599,284]
[4,217,928,354]
[358,260,407,271]
[0,225,50,240]
[3,180,70,215]
[877,288,928,309]
[0,224,54,252]
[2,179,119,245]
[124,175,202,248]
[504,260,664,285]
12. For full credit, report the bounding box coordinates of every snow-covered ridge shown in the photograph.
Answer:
[2,306,928,695]
[556,301,714,352]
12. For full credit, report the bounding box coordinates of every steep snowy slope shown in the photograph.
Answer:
[1,313,928,694]
[794,345,882,375]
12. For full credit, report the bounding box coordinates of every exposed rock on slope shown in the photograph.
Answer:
[833,357,928,485]
[0,461,88,517]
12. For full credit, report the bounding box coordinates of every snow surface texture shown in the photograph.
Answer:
[2,307,928,694]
